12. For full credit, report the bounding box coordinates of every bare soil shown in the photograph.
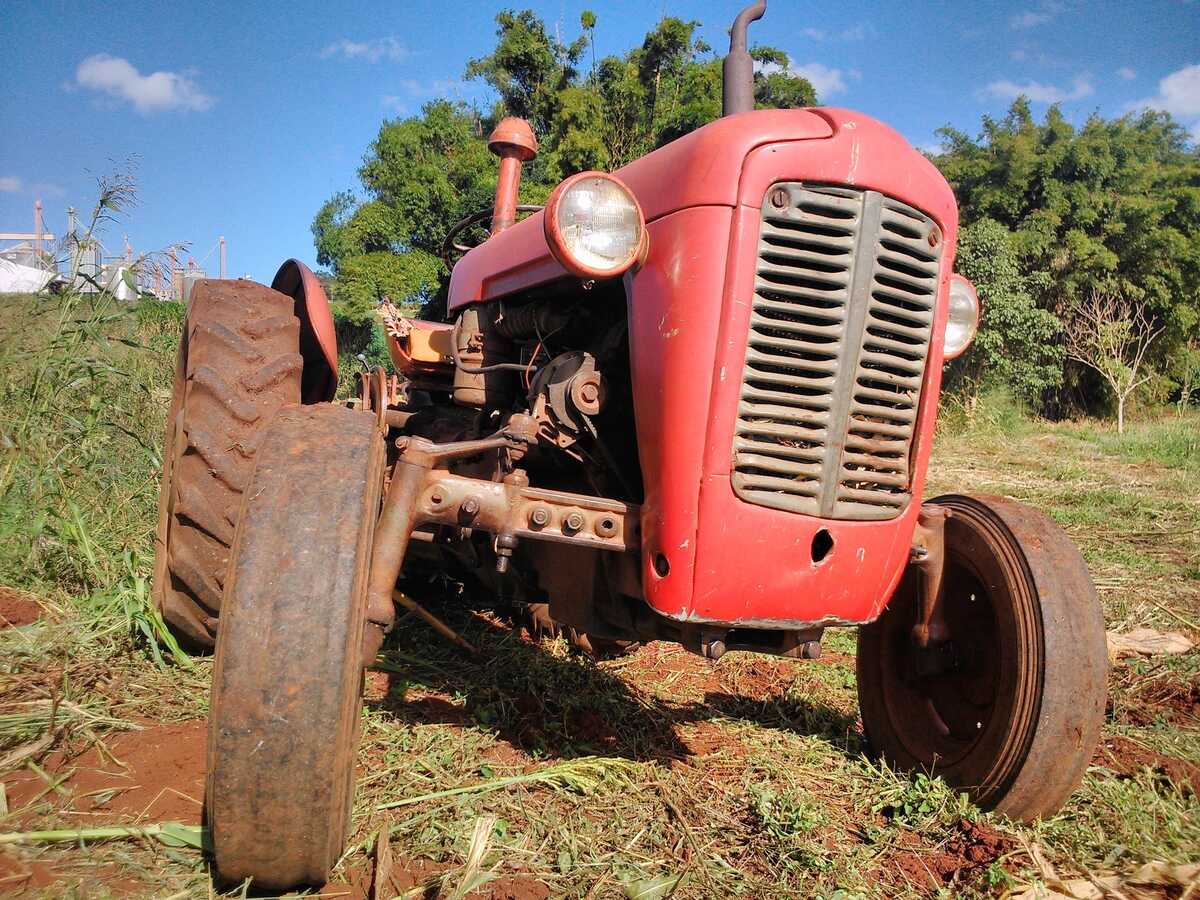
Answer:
[4,720,207,825]
[0,586,42,628]
[1093,734,1200,797]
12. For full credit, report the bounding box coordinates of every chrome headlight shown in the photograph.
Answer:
[545,172,646,278]
[944,274,981,360]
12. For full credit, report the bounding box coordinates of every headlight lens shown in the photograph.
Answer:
[545,172,645,278]
[944,274,980,359]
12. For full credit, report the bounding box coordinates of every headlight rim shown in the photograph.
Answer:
[544,171,647,280]
[943,273,981,361]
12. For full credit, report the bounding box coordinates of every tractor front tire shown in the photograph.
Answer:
[857,494,1108,820]
[153,279,303,647]
[207,404,384,889]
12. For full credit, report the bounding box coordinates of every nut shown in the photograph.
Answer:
[594,516,618,539]
[562,511,585,535]
[529,506,551,529]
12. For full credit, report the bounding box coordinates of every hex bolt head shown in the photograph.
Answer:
[562,511,585,535]
[460,497,480,519]
[529,506,551,529]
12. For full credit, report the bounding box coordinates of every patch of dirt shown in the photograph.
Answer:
[0,586,42,628]
[1121,679,1200,728]
[4,720,208,824]
[1093,734,1200,796]
[885,819,1012,892]
[0,850,146,896]
[324,856,549,900]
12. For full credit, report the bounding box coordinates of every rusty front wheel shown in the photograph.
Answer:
[856,494,1107,820]
[207,405,384,889]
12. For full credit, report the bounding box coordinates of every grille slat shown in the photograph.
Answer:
[732,183,942,521]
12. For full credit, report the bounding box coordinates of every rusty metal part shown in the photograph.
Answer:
[364,415,541,646]
[153,279,302,648]
[856,494,1108,821]
[207,404,384,889]
[415,471,638,553]
[451,306,523,405]
[722,1,767,116]
[910,505,949,649]
[392,590,477,655]
[488,117,537,235]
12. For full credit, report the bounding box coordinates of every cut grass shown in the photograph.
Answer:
[0,295,1196,897]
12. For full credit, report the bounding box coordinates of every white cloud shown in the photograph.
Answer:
[319,37,407,63]
[1130,64,1200,118]
[382,77,468,113]
[800,24,866,42]
[1116,66,1137,81]
[74,54,214,114]
[0,176,22,193]
[983,74,1093,103]
[757,58,849,98]
[1010,1,1065,28]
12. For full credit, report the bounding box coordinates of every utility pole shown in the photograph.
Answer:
[219,235,226,279]
[34,200,43,253]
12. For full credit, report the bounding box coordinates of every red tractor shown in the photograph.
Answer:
[153,1,1107,888]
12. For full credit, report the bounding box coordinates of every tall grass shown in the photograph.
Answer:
[0,286,188,666]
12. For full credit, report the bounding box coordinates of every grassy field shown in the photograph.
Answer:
[0,292,1197,898]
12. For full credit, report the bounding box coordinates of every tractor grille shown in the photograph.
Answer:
[731,184,941,521]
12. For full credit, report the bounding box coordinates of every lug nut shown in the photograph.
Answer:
[529,506,551,529]
[562,511,585,535]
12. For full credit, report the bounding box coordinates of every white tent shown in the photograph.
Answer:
[0,256,55,293]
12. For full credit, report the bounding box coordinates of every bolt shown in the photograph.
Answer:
[707,639,726,661]
[594,517,618,539]
[562,511,585,535]
[770,187,789,209]
[800,640,822,660]
[927,228,940,248]
[579,382,599,404]
[429,490,445,506]
[529,506,551,529]
[460,497,480,520]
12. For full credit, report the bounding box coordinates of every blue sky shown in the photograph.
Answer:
[2,0,1197,284]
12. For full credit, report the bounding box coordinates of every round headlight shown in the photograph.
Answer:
[545,172,646,278]
[944,274,980,360]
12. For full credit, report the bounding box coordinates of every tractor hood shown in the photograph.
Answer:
[447,108,840,313]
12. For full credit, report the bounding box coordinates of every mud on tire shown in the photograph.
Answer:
[152,280,302,647]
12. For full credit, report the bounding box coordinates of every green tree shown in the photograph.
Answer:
[935,100,1200,411]
[946,218,1063,404]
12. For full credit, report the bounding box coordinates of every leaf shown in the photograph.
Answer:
[1106,627,1194,663]
[623,873,683,900]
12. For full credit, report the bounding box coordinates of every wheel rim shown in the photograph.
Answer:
[871,505,1042,793]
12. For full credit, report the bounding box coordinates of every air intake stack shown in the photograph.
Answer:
[722,1,766,116]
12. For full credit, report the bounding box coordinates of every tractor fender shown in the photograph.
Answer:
[271,259,339,402]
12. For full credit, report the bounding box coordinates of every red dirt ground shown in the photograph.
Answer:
[322,855,551,900]
[1093,734,1200,796]
[0,586,42,628]
[881,819,1012,893]
[4,720,208,825]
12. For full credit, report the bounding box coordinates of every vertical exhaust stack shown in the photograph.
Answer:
[722,1,767,116]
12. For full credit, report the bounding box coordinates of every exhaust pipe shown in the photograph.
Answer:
[722,0,766,116]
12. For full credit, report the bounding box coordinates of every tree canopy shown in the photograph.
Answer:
[934,100,1200,412]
